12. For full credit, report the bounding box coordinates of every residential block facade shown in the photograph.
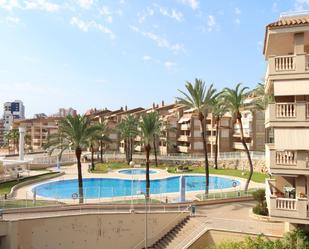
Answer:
[264,12,309,228]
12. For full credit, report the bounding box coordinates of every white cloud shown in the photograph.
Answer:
[207,15,216,32]
[142,55,152,61]
[235,18,240,25]
[137,7,154,23]
[164,61,176,70]
[0,0,20,11]
[156,4,183,22]
[6,16,20,24]
[181,0,199,10]
[234,7,241,15]
[99,5,122,24]
[70,17,116,39]
[272,2,278,12]
[77,0,93,9]
[129,25,185,53]
[294,0,309,10]
[24,0,60,12]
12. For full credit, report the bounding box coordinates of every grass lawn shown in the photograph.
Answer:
[92,162,268,183]
[1,199,61,209]
[196,189,259,201]
[0,172,60,195]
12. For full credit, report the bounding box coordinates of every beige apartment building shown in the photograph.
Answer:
[177,108,233,155]
[264,12,309,229]
[232,98,265,152]
[13,117,62,151]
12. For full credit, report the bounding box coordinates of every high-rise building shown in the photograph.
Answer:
[264,12,309,230]
[2,100,25,144]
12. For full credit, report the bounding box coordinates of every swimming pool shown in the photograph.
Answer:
[33,175,240,199]
[118,169,157,175]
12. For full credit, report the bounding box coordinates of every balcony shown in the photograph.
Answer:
[267,54,309,77]
[178,135,190,142]
[232,142,251,150]
[178,145,189,153]
[265,102,309,126]
[180,124,190,130]
[266,179,309,222]
[266,148,309,174]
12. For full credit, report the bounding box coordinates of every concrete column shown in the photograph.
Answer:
[18,127,25,161]
[294,32,304,55]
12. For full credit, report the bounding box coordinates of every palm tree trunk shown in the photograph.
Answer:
[145,144,151,198]
[214,117,220,170]
[237,113,253,192]
[199,113,209,195]
[75,147,84,204]
[153,135,158,167]
[100,140,103,163]
[90,144,94,171]
[130,137,134,163]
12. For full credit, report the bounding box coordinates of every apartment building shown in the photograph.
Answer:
[232,97,265,152]
[177,108,233,155]
[13,117,62,151]
[264,12,309,229]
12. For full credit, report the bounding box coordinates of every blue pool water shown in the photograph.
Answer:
[33,176,240,199]
[118,169,157,175]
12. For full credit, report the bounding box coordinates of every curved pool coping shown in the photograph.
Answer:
[117,168,158,175]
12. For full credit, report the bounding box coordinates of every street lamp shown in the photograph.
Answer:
[138,191,148,249]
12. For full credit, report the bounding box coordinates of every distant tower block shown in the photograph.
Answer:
[18,127,25,161]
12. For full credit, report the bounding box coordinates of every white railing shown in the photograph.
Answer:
[275,55,295,71]
[178,146,189,153]
[276,151,297,165]
[178,135,189,142]
[276,198,297,210]
[276,103,296,118]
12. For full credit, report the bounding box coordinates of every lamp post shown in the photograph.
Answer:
[138,191,148,249]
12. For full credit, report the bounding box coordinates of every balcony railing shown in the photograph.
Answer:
[180,124,190,130]
[275,55,295,71]
[178,135,189,142]
[276,151,297,165]
[266,102,309,123]
[178,145,189,153]
[276,103,296,118]
[276,198,297,210]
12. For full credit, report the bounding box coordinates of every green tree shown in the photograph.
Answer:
[45,115,101,203]
[223,83,253,191]
[139,112,161,198]
[117,115,139,165]
[253,82,274,111]
[212,96,228,170]
[177,79,218,194]
[98,121,110,163]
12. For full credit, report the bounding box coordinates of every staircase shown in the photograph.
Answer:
[145,216,206,249]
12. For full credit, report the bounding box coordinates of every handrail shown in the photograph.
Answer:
[132,205,191,249]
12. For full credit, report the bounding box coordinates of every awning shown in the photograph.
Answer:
[275,128,309,150]
[274,80,309,96]
[178,117,191,123]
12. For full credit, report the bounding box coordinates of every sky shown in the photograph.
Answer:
[0,0,308,117]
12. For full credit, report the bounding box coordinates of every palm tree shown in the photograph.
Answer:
[45,115,101,203]
[98,122,111,163]
[6,129,19,153]
[223,83,253,191]
[117,115,139,165]
[88,123,111,170]
[151,111,162,167]
[253,82,274,111]
[177,79,218,195]
[139,112,161,198]
[212,96,228,169]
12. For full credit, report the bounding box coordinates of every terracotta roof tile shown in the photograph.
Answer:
[268,16,309,28]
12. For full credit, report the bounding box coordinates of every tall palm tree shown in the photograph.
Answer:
[118,115,139,165]
[88,124,111,170]
[7,129,19,153]
[45,115,101,203]
[212,96,228,169]
[177,79,218,194]
[253,82,274,111]
[151,111,162,167]
[139,112,161,198]
[96,121,111,163]
[223,83,253,191]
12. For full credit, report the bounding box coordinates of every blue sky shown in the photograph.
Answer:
[0,0,307,117]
